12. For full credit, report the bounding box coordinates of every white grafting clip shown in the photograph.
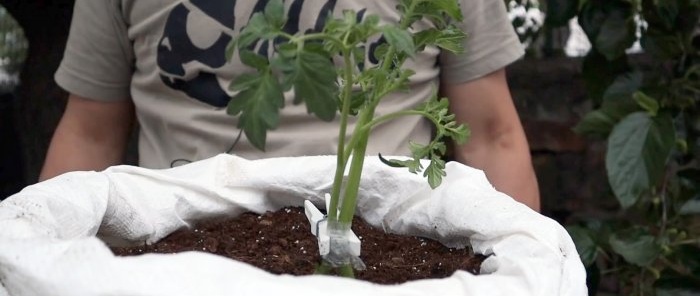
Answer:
[303,193,361,257]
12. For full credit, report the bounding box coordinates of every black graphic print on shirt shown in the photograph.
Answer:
[156,0,387,108]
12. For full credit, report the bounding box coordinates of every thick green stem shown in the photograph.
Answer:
[328,50,355,220]
[338,112,372,224]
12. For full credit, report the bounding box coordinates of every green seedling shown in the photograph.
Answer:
[226,0,469,277]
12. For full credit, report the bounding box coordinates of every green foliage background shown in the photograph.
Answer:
[529,0,700,294]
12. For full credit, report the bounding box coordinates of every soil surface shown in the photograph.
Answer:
[110,207,484,285]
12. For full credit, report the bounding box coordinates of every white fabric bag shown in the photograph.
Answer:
[0,154,587,296]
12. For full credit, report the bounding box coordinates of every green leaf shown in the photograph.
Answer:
[425,0,463,22]
[264,0,286,29]
[654,269,700,296]
[236,13,278,48]
[579,2,636,61]
[546,0,580,27]
[283,44,338,121]
[413,25,466,53]
[239,49,269,70]
[679,195,700,215]
[565,225,599,267]
[412,0,464,28]
[633,91,660,116]
[573,71,644,137]
[225,38,237,62]
[381,25,415,56]
[600,72,644,121]
[606,112,676,208]
[378,153,422,174]
[425,157,446,189]
[227,70,285,150]
[596,10,636,60]
[609,230,660,266]
[573,109,617,137]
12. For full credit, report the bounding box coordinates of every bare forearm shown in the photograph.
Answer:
[454,129,541,211]
[443,68,540,211]
[39,95,134,181]
[40,122,129,181]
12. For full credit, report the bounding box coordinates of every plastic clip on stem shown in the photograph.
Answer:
[304,194,364,270]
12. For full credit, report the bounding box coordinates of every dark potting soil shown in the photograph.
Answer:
[110,207,484,285]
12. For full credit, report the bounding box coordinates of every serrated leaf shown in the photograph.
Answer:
[284,44,338,121]
[609,231,659,266]
[239,49,269,70]
[606,112,676,208]
[378,153,421,173]
[381,25,415,56]
[414,27,465,53]
[227,71,284,150]
[428,0,463,21]
[264,0,286,29]
[434,26,466,53]
[566,226,598,267]
[237,13,276,48]
[425,157,446,189]
[229,73,262,91]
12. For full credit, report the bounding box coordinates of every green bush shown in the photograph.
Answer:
[550,0,700,294]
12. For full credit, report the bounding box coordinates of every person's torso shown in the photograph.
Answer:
[121,0,440,168]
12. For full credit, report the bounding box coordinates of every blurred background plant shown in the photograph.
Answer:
[0,5,26,93]
[0,4,26,199]
[539,0,700,295]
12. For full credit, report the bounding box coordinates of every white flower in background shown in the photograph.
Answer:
[0,6,27,93]
[507,0,645,57]
[507,0,545,47]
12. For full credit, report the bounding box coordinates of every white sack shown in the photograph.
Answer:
[0,154,587,296]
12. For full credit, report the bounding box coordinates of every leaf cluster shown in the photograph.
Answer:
[226,0,468,187]
[224,0,469,274]
[547,0,700,294]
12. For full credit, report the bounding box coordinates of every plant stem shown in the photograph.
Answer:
[339,265,355,278]
[671,238,700,246]
[328,50,356,221]
[365,110,436,130]
[658,169,672,239]
[338,121,371,224]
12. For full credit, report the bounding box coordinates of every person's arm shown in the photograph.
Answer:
[39,94,134,181]
[442,68,541,211]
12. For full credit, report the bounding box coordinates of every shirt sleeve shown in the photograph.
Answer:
[54,0,134,101]
[439,0,525,84]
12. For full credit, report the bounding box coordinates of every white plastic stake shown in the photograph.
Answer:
[303,194,361,257]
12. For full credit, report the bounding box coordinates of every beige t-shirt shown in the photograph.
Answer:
[56,0,524,169]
